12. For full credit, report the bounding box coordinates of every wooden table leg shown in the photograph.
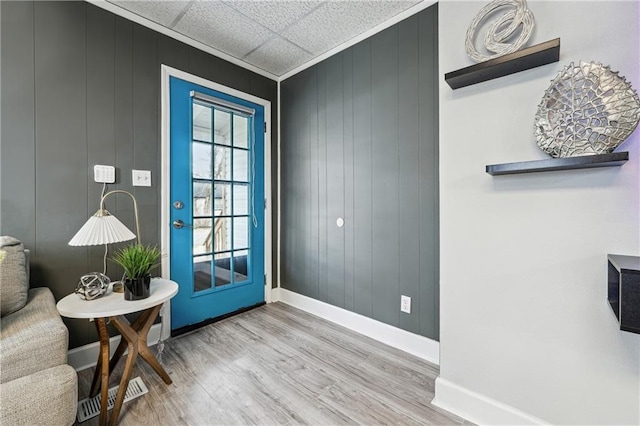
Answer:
[107,305,172,425]
[91,310,156,399]
[108,309,154,374]
[92,318,110,426]
[109,315,139,426]
[90,321,104,397]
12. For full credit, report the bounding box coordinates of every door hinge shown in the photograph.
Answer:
[264,122,267,133]
[264,275,267,286]
[264,197,267,209]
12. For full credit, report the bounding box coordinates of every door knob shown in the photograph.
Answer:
[173,219,192,229]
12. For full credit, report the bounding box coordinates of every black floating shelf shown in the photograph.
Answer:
[486,152,629,176]
[445,38,560,89]
[608,254,640,335]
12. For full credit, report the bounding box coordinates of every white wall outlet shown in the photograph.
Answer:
[93,165,115,183]
[401,295,411,314]
[132,169,151,187]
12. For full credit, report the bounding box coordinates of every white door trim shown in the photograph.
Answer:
[160,65,273,338]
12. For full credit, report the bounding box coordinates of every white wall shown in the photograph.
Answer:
[437,1,640,425]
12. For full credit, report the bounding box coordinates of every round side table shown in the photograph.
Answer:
[57,278,178,426]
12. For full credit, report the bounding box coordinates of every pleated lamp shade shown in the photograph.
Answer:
[69,210,136,246]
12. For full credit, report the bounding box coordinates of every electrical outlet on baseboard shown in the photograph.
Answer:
[401,295,411,314]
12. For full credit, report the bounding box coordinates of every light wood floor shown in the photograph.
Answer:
[76,302,468,425]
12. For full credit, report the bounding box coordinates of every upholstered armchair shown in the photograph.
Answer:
[0,236,77,425]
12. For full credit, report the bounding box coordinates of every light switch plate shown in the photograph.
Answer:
[94,165,115,183]
[132,170,151,187]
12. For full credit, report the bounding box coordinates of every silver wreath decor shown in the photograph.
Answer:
[75,272,110,300]
[534,61,640,158]
[465,0,535,63]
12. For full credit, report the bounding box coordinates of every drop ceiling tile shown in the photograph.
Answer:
[223,1,324,33]
[244,36,314,76]
[173,0,276,59]
[281,0,420,55]
[107,1,190,28]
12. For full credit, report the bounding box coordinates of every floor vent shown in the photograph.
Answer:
[77,376,149,423]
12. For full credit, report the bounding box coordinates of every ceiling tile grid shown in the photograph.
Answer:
[223,0,324,34]
[109,1,190,28]
[172,0,276,59]
[244,35,314,76]
[281,1,419,55]
[105,0,426,77]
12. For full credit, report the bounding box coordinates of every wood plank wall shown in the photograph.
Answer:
[0,1,278,348]
[280,5,439,340]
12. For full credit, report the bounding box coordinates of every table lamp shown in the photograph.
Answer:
[69,190,141,292]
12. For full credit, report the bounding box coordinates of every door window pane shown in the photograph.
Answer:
[233,184,249,216]
[233,149,249,182]
[193,182,212,216]
[233,249,249,283]
[213,218,232,252]
[214,252,232,287]
[233,115,249,148]
[193,104,212,142]
[214,183,231,216]
[214,146,231,181]
[233,217,249,249]
[192,142,212,179]
[193,255,212,292]
[214,110,231,146]
[193,218,212,255]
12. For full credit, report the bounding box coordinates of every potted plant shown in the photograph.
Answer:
[111,244,161,300]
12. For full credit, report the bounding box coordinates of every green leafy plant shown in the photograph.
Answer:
[111,244,161,279]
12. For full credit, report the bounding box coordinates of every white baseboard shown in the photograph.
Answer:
[272,288,439,365]
[432,377,549,425]
[70,289,436,369]
[67,323,162,372]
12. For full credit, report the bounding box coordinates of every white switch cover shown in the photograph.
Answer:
[401,295,411,314]
[94,165,115,183]
[132,170,151,187]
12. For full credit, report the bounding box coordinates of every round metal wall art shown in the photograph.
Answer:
[75,272,110,300]
[534,61,640,158]
[465,0,535,63]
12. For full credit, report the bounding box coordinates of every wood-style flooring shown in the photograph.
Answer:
[76,302,468,425]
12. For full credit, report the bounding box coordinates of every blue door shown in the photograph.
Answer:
[170,76,265,331]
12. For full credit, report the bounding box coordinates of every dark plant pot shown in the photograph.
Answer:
[124,275,151,300]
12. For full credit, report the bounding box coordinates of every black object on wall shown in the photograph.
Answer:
[486,152,629,175]
[0,1,278,349]
[444,38,560,89]
[608,254,640,334]
[280,4,439,340]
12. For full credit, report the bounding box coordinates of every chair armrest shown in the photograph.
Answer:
[0,364,77,426]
